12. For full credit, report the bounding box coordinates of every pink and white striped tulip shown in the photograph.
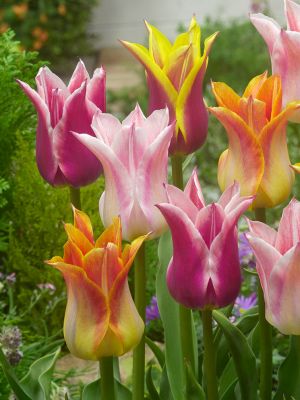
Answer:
[247,199,300,334]
[156,171,254,309]
[74,105,173,241]
[250,0,300,122]
[17,60,105,187]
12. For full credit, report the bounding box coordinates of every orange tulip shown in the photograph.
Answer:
[210,72,300,208]
[47,207,145,360]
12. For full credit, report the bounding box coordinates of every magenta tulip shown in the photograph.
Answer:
[17,60,105,187]
[157,171,254,309]
[74,105,173,241]
[250,0,300,122]
[247,199,300,334]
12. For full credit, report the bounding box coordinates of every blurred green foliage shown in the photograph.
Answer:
[0,0,99,63]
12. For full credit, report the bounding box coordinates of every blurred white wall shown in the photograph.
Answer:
[89,0,285,48]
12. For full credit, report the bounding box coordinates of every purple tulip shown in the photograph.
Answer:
[157,171,254,309]
[17,60,105,187]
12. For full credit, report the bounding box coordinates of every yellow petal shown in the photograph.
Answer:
[145,20,172,67]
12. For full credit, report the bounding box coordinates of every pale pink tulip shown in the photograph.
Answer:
[247,198,300,334]
[74,105,173,241]
[157,171,254,309]
[17,60,105,187]
[250,0,300,122]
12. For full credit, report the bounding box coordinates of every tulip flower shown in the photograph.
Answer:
[74,105,173,241]
[250,0,300,122]
[247,198,300,334]
[156,171,254,309]
[210,72,299,209]
[17,60,105,187]
[46,207,145,360]
[121,17,218,155]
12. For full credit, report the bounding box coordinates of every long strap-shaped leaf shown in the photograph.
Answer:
[0,345,31,400]
[213,311,258,400]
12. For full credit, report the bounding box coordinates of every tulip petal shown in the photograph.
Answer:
[250,13,281,54]
[209,228,241,307]
[211,81,241,114]
[122,103,146,127]
[136,107,170,145]
[272,30,300,110]
[136,124,173,238]
[73,133,133,232]
[53,83,102,187]
[242,71,268,98]
[246,218,277,246]
[145,20,172,68]
[35,66,69,106]
[175,32,218,154]
[63,240,84,267]
[195,203,225,248]
[121,40,177,114]
[257,106,296,208]
[92,110,122,145]
[17,80,59,184]
[209,107,264,197]
[165,184,198,223]
[48,260,109,360]
[163,44,194,91]
[275,198,300,254]
[268,243,300,334]
[246,235,281,313]
[95,216,122,254]
[68,60,90,94]
[157,203,210,309]
[256,75,282,120]
[122,234,147,269]
[218,181,240,210]
[64,223,94,255]
[72,206,94,244]
[285,0,300,31]
[184,168,206,209]
[87,67,106,111]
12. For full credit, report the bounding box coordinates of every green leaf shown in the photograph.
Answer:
[219,359,238,400]
[213,311,258,400]
[145,337,165,368]
[81,378,131,400]
[0,346,31,400]
[274,336,300,400]
[159,366,173,400]
[146,365,161,400]
[156,231,185,400]
[20,347,61,400]
[186,362,206,400]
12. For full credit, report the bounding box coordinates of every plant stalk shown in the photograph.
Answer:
[171,154,196,375]
[202,309,219,400]
[132,242,146,400]
[99,357,116,400]
[255,208,273,400]
[69,186,81,210]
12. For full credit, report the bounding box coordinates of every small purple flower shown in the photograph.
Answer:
[233,293,257,317]
[6,272,16,286]
[37,283,56,293]
[146,296,160,324]
[239,232,256,268]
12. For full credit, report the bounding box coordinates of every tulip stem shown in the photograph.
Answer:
[171,154,197,379]
[69,186,81,209]
[255,208,273,400]
[132,242,146,400]
[202,309,219,400]
[99,357,116,400]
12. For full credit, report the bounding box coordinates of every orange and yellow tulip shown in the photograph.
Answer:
[47,207,145,360]
[210,72,300,208]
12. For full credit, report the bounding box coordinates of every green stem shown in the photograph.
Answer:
[202,310,219,400]
[69,186,81,209]
[171,154,196,376]
[99,357,116,400]
[132,242,146,400]
[254,208,273,400]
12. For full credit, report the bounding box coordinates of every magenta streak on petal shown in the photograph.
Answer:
[87,67,106,111]
[68,60,90,94]
[184,168,205,209]
[196,203,225,248]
